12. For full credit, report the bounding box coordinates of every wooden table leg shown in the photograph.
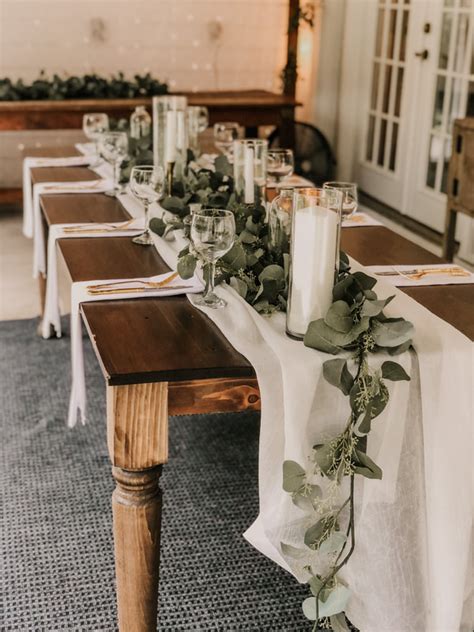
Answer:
[107,382,169,632]
[442,207,457,261]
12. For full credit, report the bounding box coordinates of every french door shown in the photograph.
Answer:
[355,0,474,236]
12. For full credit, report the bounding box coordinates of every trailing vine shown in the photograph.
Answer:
[149,155,414,630]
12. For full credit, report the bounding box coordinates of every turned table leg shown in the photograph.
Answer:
[107,382,169,632]
[442,207,457,262]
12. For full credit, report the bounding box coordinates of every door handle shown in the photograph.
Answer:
[415,49,429,60]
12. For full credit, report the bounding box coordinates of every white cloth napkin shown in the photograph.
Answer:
[42,216,145,340]
[23,155,93,238]
[366,263,474,286]
[32,179,115,278]
[68,272,203,428]
[75,142,96,155]
[342,212,382,228]
[150,227,473,632]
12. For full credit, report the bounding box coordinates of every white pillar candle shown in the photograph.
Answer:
[287,205,339,337]
[165,110,177,163]
[176,111,186,151]
[244,146,255,204]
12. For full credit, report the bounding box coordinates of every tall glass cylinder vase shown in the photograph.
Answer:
[233,139,267,206]
[286,187,343,339]
[152,95,188,183]
[187,106,209,157]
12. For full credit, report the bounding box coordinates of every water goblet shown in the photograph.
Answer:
[129,165,165,246]
[82,113,109,167]
[190,209,236,308]
[267,149,294,185]
[100,131,129,197]
[323,181,358,218]
[213,122,240,158]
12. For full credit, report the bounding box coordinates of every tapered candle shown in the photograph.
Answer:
[176,111,186,151]
[287,205,339,337]
[244,146,255,204]
[165,110,177,163]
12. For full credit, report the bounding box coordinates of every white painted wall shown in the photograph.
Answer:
[0,0,289,187]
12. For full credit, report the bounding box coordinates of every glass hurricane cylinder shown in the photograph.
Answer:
[286,187,343,339]
[187,106,209,157]
[152,95,188,180]
[233,139,268,206]
[268,187,294,253]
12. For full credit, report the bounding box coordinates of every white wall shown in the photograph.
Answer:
[0,0,288,92]
[0,0,289,187]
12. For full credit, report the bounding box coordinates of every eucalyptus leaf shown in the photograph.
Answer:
[282,460,306,493]
[149,217,166,237]
[229,277,248,299]
[324,301,353,333]
[304,316,370,354]
[330,613,352,632]
[214,154,233,176]
[319,531,347,555]
[372,319,414,347]
[222,242,247,271]
[318,585,351,618]
[387,339,412,355]
[313,443,335,477]
[352,271,377,291]
[304,515,336,550]
[361,295,394,317]
[177,253,197,280]
[381,360,410,381]
[352,448,382,479]
[323,359,354,395]
[161,195,184,215]
[280,542,309,560]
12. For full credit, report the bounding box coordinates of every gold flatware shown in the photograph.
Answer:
[87,284,192,296]
[63,219,136,233]
[374,266,469,279]
[87,271,179,292]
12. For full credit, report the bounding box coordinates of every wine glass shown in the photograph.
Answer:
[197,107,209,133]
[82,113,109,167]
[267,149,294,185]
[129,165,165,246]
[190,209,236,309]
[323,182,358,218]
[100,132,129,198]
[213,122,240,157]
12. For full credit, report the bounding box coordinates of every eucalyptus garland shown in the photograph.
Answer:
[0,71,168,101]
[149,155,414,630]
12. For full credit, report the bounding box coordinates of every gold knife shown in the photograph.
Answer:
[87,284,192,296]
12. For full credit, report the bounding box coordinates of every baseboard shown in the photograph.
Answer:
[359,191,447,247]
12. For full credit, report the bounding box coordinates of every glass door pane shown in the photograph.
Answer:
[364,0,411,174]
[425,0,474,193]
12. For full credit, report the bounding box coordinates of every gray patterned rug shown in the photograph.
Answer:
[1,317,312,631]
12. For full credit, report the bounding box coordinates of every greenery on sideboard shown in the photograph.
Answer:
[0,71,168,101]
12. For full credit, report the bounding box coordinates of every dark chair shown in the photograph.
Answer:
[268,122,336,186]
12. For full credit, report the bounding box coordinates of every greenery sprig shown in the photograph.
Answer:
[0,71,168,101]
[149,154,289,313]
[282,254,413,630]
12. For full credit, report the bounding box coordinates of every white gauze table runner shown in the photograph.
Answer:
[149,228,472,632]
[41,192,145,340]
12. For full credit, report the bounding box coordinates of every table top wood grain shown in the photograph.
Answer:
[34,165,473,386]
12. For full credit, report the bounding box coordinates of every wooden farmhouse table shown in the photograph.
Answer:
[28,159,474,631]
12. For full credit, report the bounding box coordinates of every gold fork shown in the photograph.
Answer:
[87,271,179,292]
[407,267,470,280]
[63,219,136,233]
[87,284,192,296]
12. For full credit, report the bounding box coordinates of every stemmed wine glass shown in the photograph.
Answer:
[267,149,294,185]
[213,122,240,158]
[323,181,358,218]
[129,165,165,246]
[82,113,109,167]
[190,209,236,309]
[100,131,129,198]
